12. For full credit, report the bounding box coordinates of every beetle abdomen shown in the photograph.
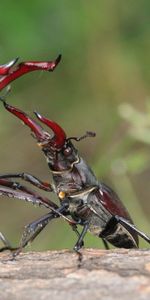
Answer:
[105,223,138,248]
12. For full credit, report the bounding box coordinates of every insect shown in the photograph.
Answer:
[0,55,150,260]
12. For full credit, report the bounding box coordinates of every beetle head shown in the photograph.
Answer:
[34,111,79,171]
[0,100,79,172]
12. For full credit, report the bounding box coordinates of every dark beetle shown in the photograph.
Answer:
[0,56,150,258]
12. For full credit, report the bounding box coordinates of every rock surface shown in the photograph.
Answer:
[0,249,150,300]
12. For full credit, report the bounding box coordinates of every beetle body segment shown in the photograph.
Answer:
[50,152,139,248]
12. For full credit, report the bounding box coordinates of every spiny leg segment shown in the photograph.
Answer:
[0,173,53,192]
[0,177,85,257]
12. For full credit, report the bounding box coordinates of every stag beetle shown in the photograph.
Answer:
[0,55,150,260]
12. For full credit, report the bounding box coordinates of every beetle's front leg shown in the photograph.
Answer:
[0,173,53,192]
[13,211,60,257]
[16,204,70,256]
[0,203,71,257]
[0,212,59,255]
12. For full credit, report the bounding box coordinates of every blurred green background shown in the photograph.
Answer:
[0,0,150,251]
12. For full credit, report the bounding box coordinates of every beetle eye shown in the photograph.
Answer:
[63,146,72,156]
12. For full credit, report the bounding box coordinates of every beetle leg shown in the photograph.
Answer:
[16,204,69,255]
[0,178,58,210]
[71,224,84,247]
[0,173,53,192]
[0,179,75,225]
[0,180,77,255]
[12,211,61,257]
[0,206,67,255]
[0,203,73,256]
[20,212,59,245]
[0,178,77,227]
[102,238,110,250]
[73,222,89,263]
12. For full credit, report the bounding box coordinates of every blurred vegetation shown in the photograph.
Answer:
[1,0,150,251]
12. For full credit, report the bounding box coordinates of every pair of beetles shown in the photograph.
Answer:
[0,54,150,259]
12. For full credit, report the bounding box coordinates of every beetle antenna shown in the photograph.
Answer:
[67,131,96,142]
